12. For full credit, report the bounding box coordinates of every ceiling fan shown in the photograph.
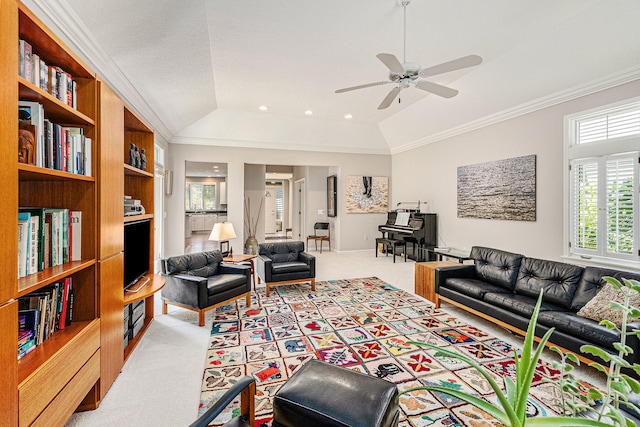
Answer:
[335,0,482,110]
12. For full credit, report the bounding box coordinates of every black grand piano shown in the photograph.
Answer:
[378,211,437,261]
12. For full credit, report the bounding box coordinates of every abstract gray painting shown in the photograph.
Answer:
[457,155,536,221]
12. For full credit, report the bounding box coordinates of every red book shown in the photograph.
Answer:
[58,277,71,329]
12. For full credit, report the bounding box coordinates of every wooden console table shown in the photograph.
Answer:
[414,261,457,307]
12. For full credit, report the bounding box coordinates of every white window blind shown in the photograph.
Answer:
[570,154,638,260]
[606,157,635,255]
[572,160,598,252]
[577,105,640,144]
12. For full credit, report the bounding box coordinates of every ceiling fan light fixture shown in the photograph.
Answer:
[334,0,482,110]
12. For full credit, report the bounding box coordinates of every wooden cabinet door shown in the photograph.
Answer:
[0,300,18,426]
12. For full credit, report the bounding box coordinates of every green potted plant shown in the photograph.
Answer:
[402,278,640,427]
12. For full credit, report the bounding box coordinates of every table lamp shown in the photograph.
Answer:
[209,222,236,256]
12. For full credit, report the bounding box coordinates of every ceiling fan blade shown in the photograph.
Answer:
[420,54,483,77]
[335,81,390,93]
[376,53,405,74]
[415,80,458,98]
[378,87,401,110]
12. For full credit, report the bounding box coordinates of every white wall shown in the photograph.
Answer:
[392,79,640,261]
[164,144,390,257]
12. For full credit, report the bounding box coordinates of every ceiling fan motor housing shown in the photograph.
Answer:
[389,62,421,81]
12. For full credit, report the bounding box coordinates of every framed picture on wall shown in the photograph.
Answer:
[327,175,337,217]
[345,176,388,213]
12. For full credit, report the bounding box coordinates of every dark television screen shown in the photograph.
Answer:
[124,219,150,290]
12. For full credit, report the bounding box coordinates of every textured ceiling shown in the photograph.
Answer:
[29,0,640,153]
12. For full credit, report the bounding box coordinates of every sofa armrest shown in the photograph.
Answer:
[219,263,251,276]
[161,273,208,309]
[434,265,475,293]
[298,252,316,277]
[189,376,256,427]
[256,254,273,282]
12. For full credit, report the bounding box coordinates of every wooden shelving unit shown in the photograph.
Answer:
[0,2,158,424]
[122,107,158,363]
[0,2,101,425]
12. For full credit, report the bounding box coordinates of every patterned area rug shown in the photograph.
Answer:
[198,277,593,426]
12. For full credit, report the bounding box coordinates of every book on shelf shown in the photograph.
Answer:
[19,208,46,272]
[17,212,30,278]
[18,39,32,81]
[18,208,80,276]
[18,309,38,359]
[37,118,91,176]
[70,210,82,261]
[19,39,76,105]
[18,279,74,350]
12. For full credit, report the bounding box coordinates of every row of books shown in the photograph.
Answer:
[18,208,82,279]
[19,39,77,109]
[18,278,73,359]
[19,100,92,175]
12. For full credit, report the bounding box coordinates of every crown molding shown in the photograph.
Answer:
[172,136,391,156]
[28,0,173,143]
[390,65,640,155]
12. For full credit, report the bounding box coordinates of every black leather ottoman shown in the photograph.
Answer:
[272,359,399,427]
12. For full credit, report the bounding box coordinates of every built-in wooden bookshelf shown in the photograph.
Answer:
[1,2,159,424]
[122,106,159,362]
[1,2,101,425]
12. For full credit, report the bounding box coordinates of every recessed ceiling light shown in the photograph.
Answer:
[259,105,268,111]
[344,114,352,119]
[304,110,313,115]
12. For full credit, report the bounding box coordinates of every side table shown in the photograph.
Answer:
[223,254,257,291]
[414,261,457,307]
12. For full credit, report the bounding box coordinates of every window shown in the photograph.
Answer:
[565,97,640,265]
[185,183,216,210]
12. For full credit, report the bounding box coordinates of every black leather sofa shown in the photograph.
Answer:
[434,246,640,370]
[161,250,252,326]
[256,241,316,297]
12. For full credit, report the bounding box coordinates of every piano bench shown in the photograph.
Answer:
[375,238,407,263]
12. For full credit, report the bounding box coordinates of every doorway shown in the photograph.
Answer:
[184,161,228,254]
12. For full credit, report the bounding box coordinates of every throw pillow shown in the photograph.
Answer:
[577,282,640,328]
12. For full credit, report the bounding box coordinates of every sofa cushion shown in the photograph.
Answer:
[272,262,310,275]
[571,266,622,311]
[470,246,524,291]
[483,293,567,317]
[577,282,640,328]
[165,250,222,277]
[537,310,621,349]
[259,241,304,263]
[514,258,582,309]
[207,274,249,295]
[443,278,513,299]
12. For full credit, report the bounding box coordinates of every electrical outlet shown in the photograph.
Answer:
[318,209,324,214]
[364,234,368,241]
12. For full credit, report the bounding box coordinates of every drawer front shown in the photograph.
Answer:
[19,319,100,426]
[31,350,100,427]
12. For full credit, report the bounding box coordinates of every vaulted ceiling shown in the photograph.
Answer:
[25,0,640,154]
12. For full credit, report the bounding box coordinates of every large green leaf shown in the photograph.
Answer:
[399,385,512,425]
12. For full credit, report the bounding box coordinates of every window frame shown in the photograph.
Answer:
[185,182,217,211]
[564,96,640,269]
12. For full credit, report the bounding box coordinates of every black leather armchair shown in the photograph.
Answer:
[255,241,315,296]
[161,250,251,326]
[189,376,255,427]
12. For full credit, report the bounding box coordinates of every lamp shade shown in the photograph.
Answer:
[209,222,236,242]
